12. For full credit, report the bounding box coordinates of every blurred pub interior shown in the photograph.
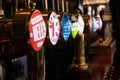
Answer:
[0,0,119,80]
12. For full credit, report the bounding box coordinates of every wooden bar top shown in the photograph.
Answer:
[89,37,116,54]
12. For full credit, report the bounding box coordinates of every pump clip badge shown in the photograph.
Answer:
[62,12,71,41]
[71,14,78,38]
[78,14,84,35]
[29,10,46,51]
[48,12,60,45]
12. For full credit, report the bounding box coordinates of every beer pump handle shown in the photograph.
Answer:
[28,0,31,8]
[29,1,36,10]
[66,0,69,13]
[52,0,55,11]
[45,0,48,11]
[62,0,64,12]
[15,0,18,11]
[57,0,60,12]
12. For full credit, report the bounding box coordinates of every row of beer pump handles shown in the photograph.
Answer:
[28,0,92,71]
[1,0,103,71]
[28,0,88,70]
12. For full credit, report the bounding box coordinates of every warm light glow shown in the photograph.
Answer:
[83,0,109,5]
